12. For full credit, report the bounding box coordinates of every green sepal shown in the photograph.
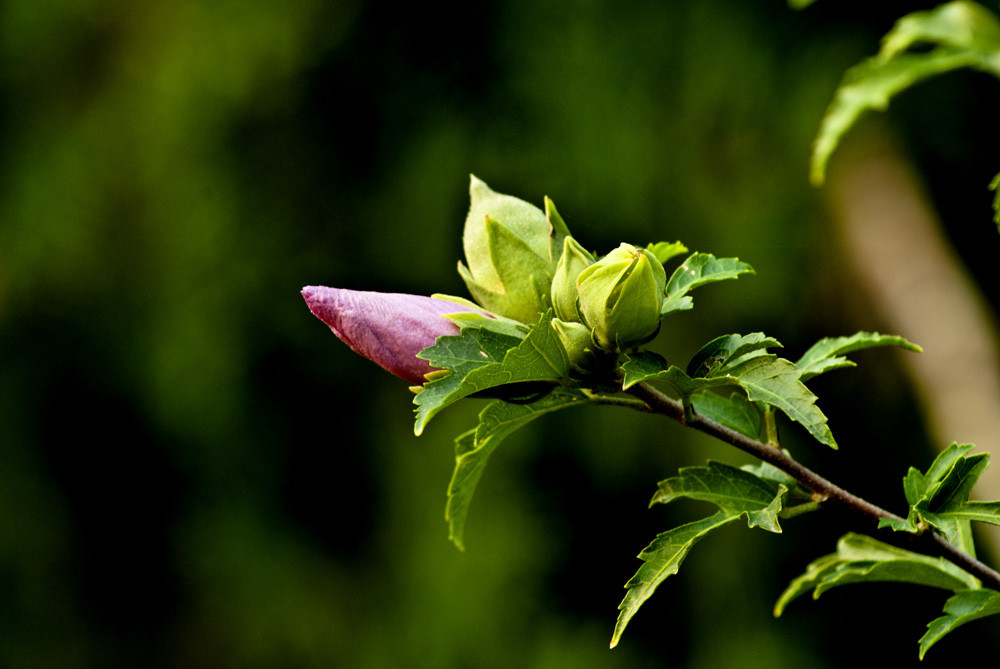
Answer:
[446,389,588,550]
[920,588,1000,659]
[774,533,980,617]
[661,253,755,317]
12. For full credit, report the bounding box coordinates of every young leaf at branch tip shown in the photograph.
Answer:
[879,442,1000,548]
[919,588,1000,659]
[774,533,980,618]
[795,331,921,382]
[446,389,588,550]
[413,311,568,435]
[660,253,754,318]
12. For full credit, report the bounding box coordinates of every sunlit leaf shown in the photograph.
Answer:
[660,253,754,317]
[645,240,688,264]
[414,312,568,434]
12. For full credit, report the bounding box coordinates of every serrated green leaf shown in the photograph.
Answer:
[446,390,587,550]
[660,253,754,317]
[919,588,1000,659]
[689,391,762,440]
[613,463,792,647]
[611,511,739,648]
[627,339,836,448]
[414,312,568,434]
[719,355,837,449]
[775,533,979,617]
[811,1,1000,185]
[795,331,921,381]
[652,461,788,532]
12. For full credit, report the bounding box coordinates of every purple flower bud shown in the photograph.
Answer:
[302,286,485,385]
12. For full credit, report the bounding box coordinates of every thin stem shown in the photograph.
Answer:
[626,381,1000,592]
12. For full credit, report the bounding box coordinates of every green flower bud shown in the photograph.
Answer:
[576,243,666,350]
[552,318,596,371]
[550,236,595,322]
[457,175,570,324]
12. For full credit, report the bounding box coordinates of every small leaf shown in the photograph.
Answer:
[919,588,1000,659]
[652,461,788,532]
[661,253,754,317]
[414,312,568,434]
[645,241,688,264]
[611,511,739,648]
[775,533,979,617]
[795,331,921,382]
[689,391,762,440]
[446,390,587,550]
[620,350,669,389]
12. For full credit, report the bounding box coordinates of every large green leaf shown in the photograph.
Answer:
[414,312,568,435]
[775,533,979,617]
[446,390,587,550]
[812,1,1000,185]
[920,588,1000,659]
[612,464,787,647]
[660,253,754,317]
[795,331,921,381]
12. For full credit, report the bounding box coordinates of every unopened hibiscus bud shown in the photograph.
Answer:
[457,175,570,324]
[302,286,486,385]
[550,236,595,322]
[576,243,666,350]
[552,318,597,370]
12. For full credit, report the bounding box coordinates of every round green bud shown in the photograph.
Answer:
[550,236,595,323]
[552,318,596,370]
[576,243,666,350]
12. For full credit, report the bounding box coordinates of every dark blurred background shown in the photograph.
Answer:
[3,0,1000,666]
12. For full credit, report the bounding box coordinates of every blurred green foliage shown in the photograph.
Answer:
[1,0,999,667]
